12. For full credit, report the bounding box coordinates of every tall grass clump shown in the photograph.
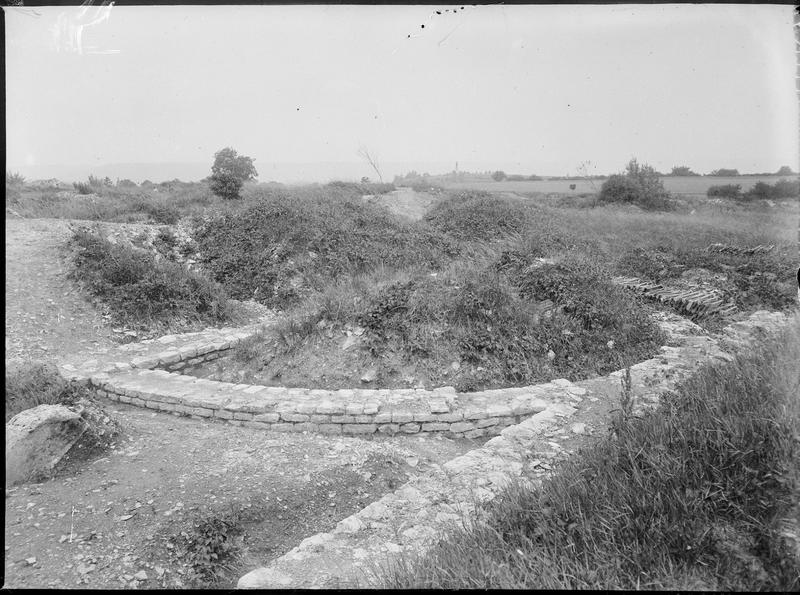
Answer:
[424,191,531,241]
[192,189,458,309]
[5,362,92,422]
[68,225,230,329]
[371,314,800,590]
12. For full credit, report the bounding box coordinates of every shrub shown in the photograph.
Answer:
[708,168,740,176]
[491,171,507,182]
[5,362,91,422]
[744,179,799,200]
[68,225,230,329]
[424,191,530,241]
[209,147,258,200]
[599,159,673,210]
[707,184,742,199]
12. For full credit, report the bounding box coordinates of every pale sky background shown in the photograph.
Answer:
[5,3,798,183]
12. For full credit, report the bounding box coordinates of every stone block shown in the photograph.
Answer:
[144,400,161,410]
[463,408,489,420]
[476,417,499,428]
[330,415,356,424]
[363,402,379,415]
[413,413,437,422]
[342,424,377,435]
[377,424,399,435]
[294,402,317,415]
[157,351,182,365]
[345,403,364,415]
[189,407,213,418]
[450,421,475,433]
[309,414,331,423]
[316,402,346,415]
[392,412,413,423]
[428,399,450,413]
[374,412,393,424]
[437,412,464,422]
[214,409,234,419]
[354,415,374,424]
[253,413,280,423]
[421,422,450,432]
[318,424,343,435]
[400,423,421,434]
[281,413,310,423]
[233,412,254,421]
[178,345,199,359]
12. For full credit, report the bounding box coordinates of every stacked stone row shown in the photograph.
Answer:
[89,368,560,439]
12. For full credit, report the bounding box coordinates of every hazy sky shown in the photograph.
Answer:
[5,3,798,182]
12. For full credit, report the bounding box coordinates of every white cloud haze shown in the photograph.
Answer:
[5,4,798,183]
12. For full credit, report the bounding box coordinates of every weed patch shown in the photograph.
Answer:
[68,225,231,330]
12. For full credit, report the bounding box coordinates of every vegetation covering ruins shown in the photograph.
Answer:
[5,153,799,589]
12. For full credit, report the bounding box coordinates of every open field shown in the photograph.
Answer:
[440,174,799,197]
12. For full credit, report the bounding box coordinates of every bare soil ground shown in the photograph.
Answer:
[3,216,481,589]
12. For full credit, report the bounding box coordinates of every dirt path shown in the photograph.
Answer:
[366,188,440,221]
[5,218,119,365]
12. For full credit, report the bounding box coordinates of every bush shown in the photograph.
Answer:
[491,171,507,182]
[68,226,230,329]
[744,180,799,200]
[424,191,530,241]
[599,159,673,210]
[708,168,740,176]
[707,184,742,199]
[5,362,91,422]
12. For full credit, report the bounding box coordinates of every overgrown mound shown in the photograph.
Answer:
[68,225,231,330]
[192,189,457,309]
[229,250,664,392]
[424,191,531,241]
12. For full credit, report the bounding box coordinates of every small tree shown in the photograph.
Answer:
[776,165,795,176]
[491,170,507,182]
[709,168,739,176]
[209,147,258,200]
